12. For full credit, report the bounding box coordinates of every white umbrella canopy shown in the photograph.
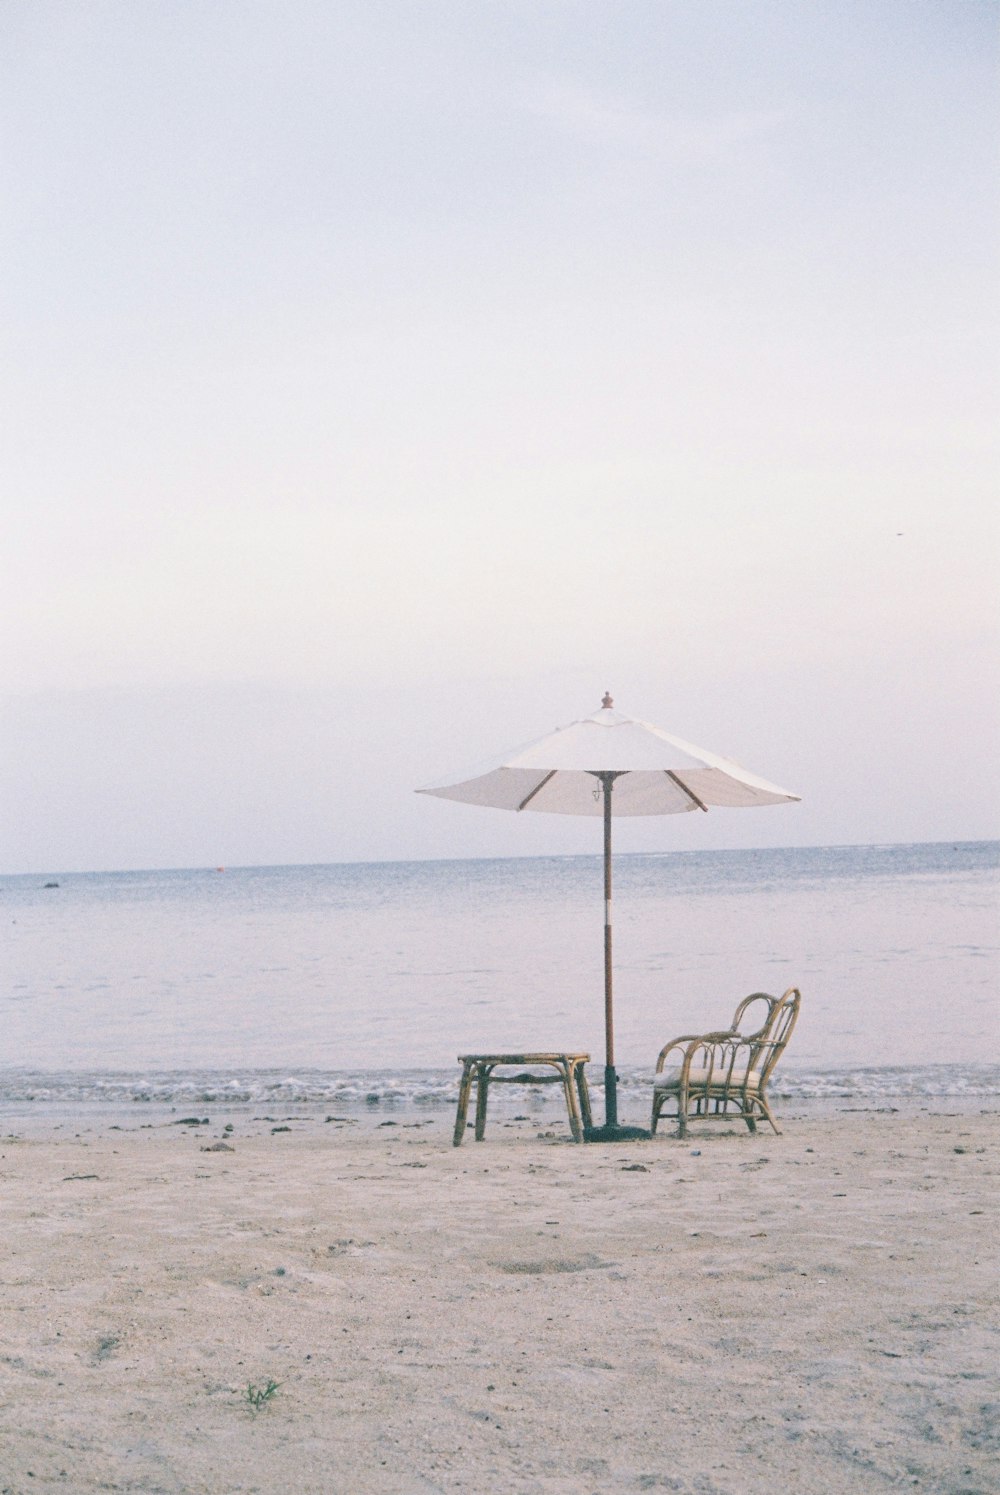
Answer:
[418,697,799,817]
[417,694,800,1140]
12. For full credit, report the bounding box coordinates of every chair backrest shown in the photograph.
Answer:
[749,987,801,1086]
[731,991,781,1040]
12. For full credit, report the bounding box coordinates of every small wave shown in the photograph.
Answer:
[0,1063,997,1109]
[617,1063,1000,1101]
[0,1068,460,1108]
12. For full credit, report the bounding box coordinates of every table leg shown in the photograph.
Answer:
[453,1061,474,1147]
[575,1062,593,1130]
[561,1061,584,1142]
[474,1063,492,1141]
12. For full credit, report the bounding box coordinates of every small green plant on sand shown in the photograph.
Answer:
[246,1378,280,1411]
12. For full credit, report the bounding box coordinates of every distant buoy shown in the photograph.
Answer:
[215,867,225,873]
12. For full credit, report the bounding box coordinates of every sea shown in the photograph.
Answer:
[2,841,997,1128]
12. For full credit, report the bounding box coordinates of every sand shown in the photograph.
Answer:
[1,1106,997,1495]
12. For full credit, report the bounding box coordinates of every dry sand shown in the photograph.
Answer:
[1,1106,997,1494]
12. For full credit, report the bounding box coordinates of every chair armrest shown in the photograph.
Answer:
[655,1037,696,1070]
[655,1030,737,1071]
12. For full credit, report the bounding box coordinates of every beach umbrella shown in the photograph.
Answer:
[417,694,800,1141]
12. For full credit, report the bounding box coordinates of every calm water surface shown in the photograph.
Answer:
[2,842,997,1111]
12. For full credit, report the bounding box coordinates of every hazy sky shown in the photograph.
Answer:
[2,1,997,873]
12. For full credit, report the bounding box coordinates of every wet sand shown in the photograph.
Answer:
[1,1107,997,1494]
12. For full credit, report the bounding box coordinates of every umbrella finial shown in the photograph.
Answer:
[601,691,614,710]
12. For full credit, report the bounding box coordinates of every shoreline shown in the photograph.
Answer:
[1,1109,996,1493]
[2,1091,999,1143]
[2,1057,997,1111]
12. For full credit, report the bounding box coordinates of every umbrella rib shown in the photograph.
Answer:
[517,770,558,811]
[665,770,709,812]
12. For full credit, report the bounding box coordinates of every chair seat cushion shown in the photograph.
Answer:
[653,1065,761,1092]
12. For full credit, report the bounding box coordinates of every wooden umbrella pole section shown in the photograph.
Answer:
[601,771,618,1128]
[585,769,648,1140]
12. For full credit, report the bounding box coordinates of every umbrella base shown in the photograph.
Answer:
[587,1065,650,1141]
[583,1123,651,1143]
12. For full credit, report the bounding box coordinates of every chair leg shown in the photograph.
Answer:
[758,1095,782,1135]
[453,1062,474,1147]
[474,1064,491,1141]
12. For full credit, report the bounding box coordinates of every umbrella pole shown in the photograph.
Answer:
[584,770,649,1142]
[602,772,618,1128]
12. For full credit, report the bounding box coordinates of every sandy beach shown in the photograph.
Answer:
[1,1106,997,1495]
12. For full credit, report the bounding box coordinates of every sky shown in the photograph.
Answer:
[2,0,997,873]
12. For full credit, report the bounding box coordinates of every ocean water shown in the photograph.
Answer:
[1,842,997,1117]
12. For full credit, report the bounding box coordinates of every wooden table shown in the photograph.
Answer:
[453,1053,592,1145]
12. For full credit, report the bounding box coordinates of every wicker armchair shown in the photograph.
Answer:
[650,987,801,1139]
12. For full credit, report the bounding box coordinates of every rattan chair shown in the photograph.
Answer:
[650,987,801,1139]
